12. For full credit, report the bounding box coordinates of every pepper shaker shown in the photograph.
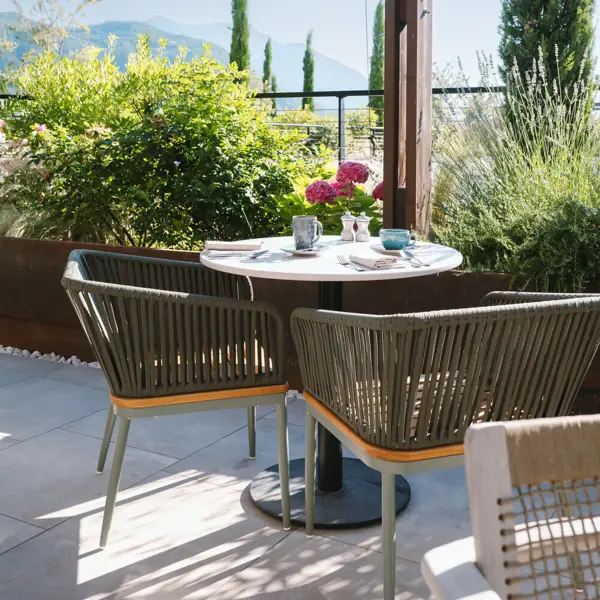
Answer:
[355,212,372,242]
[341,211,356,241]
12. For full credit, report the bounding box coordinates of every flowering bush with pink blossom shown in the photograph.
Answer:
[269,162,383,236]
[332,180,356,198]
[306,180,336,205]
[373,181,384,201]
[336,161,369,185]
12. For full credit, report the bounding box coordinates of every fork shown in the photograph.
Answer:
[337,255,366,272]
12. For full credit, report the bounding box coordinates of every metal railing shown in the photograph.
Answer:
[256,87,506,164]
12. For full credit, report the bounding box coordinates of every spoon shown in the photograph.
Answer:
[401,249,429,267]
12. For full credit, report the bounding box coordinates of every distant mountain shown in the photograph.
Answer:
[146,16,369,109]
[0,12,229,70]
[0,11,369,110]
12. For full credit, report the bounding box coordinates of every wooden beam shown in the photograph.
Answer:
[383,0,405,228]
[383,0,433,233]
[406,0,432,234]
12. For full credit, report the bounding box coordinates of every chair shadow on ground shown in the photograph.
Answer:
[0,469,425,600]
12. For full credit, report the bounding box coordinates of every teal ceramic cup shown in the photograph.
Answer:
[380,229,419,251]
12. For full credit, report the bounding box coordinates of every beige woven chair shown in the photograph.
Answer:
[422,415,600,599]
[291,292,600,600]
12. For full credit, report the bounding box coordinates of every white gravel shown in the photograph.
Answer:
[0,345,100,368]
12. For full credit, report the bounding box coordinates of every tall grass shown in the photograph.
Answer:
[432,50,600,292]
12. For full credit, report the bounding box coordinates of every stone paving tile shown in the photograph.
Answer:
[0,428,176,529]
[44,364,109,392]
[167,418,306,490]
[0,376,107,441]
[317,466,471,564]
[213,529,430,599]
[0,472,290,600]
[0,357,471,599]
[64,407,251,460]
[0,513,43,555]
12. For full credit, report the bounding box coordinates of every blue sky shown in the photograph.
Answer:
[1,0,597,82]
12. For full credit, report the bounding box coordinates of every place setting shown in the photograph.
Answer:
[200,210,460,280]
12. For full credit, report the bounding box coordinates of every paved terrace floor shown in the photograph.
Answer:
[0,354,469,599]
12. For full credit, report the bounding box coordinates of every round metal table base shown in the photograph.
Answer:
[250,457,411,528]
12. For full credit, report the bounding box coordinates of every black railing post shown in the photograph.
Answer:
[338,95,346,164]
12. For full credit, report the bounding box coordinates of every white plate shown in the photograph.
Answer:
[370,243,416,256]
[281,244,326,257]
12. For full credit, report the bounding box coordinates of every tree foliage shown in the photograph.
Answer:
[368,0,384,124]
[302,31,315,111]
[1,37,326,247]
[499,0,594,89]
[271,73,277,111]
[263,38,272,88]
[12,0,100,54]
[230,0,250,71]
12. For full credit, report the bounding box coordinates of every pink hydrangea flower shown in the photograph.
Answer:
[373,181,384,201]
[332,180,356,198]
[337,161,369,185]
[306,180,336,205]
[0,120,6,129]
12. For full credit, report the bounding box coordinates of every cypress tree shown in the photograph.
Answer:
[263,38,273,88]
[230,0,250,71]
[302,31,315,111]
[271,74,278,111]
[368,0,385,124]
[499,0,594,88]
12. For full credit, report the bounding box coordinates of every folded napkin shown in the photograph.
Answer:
[350,255,400,269]
[205,241,263,251]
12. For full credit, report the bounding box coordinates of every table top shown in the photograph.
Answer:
[200,236,463,283]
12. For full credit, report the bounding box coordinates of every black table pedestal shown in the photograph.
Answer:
[249,281,412,528]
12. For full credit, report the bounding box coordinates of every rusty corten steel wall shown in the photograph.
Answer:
[1,236,598,390]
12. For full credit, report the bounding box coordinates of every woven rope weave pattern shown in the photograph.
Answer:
[62,250,285,399]
[291,292,600,451]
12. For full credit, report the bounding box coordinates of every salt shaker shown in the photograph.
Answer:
[341,211,356,241]
[355,212,372,242]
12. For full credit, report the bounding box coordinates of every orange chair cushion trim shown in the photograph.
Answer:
[303,392,464,463]
[111,384,289,409]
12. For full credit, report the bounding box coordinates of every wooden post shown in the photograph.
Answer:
[383,0,433,234]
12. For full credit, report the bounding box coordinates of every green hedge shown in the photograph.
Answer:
[0,37,328,248]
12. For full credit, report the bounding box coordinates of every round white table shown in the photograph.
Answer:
[201,235,463,528]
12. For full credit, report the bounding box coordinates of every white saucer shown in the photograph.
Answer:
[281,244,326,257]
[370,243,416,256]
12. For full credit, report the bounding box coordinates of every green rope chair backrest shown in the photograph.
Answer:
[291,293,600,451]
[62,250,284,399]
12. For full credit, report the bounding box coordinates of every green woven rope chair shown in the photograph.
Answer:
[62,249,291,547]
[291,292,600,600]
[423,414,600,599]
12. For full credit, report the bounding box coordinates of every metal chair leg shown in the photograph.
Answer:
[276,400,291,530]
[382,472,397,600]
[305,411,317,536]
[247,406,256,459]
[97,407,116,474]
[100,417,131,548]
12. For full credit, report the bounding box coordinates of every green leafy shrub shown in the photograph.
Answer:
[1,37,326,247]
[432,57,600,292]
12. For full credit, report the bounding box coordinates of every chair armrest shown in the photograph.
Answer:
[64,278,285,398]
[421,538,501,600]
[482,291,597,307]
